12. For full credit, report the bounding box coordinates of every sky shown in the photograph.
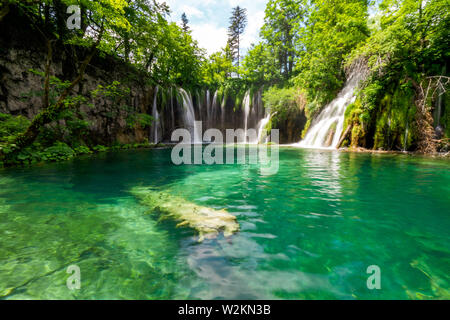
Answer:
[161,0,268,56]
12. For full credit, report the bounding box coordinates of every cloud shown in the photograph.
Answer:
[241,10,265,51]
[180,5,204,18]
[159,0,267,56]
[190,23,228,55]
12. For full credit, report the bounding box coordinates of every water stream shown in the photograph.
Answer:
[179,88,202,144]
[299,72,362,149]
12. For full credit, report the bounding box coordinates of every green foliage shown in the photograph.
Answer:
[371,85,416,150]
[293,0,369,105]
[243,0,370,113]
[0,113,30,143]
[344,100,367,147]
[202,45,235,87]
[346,0,449,150]
[92,81,130,100]
[126,113,154,129]
[42,142,75,161]
[262,86,306,127]
[215,78,248,111]
[261,0,306,80]
[4,0,448,155]
[2,142,76,166]
[240,43,281,85]
[349,0,449,77]
[149,22,205,88]
[92,145,109,153]
[73,145,92,155]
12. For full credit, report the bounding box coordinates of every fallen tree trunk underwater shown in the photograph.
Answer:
[131,187,240,242]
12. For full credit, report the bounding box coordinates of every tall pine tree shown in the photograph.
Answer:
[227,6,247,71]
[181,12,189,33]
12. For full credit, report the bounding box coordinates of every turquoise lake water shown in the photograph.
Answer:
[0,147,449,299]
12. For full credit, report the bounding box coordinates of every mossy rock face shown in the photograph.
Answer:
[131,187,239,242]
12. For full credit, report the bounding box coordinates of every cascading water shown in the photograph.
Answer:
[179,88,202,143]
[403,122,409,152]
[211,90,219,129]
[243,91,251,143]
[221,96,226,130]
[206,89,211,128]
[256,112,272,144]
[151,87,162,144]
[170,88,175,130]
[149,86,267,144]
[299,72,362,149]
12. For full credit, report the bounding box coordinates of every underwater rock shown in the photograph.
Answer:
[131,187,239,241]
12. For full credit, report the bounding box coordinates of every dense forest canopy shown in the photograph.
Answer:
[0,0,449,166]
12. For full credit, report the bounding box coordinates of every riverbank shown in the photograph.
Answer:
[3,142,450,170]
[0,142,169,169]
[281,144,450,158]
[339,147,450,158]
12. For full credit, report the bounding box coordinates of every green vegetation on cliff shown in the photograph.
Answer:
[238,0,449,152]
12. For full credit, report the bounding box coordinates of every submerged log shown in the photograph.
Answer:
[131,187,239,241]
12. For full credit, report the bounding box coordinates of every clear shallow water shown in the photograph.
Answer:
[0,147,449,300]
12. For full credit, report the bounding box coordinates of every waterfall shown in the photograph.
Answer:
[403,122,409,152]
[221,96,226,130]
[256,112,272,144]
[211,90,219,128]
[151,87,161,144]
[146,85,267,144]
[243,90,251,143]
[170,87,175,130]
[299,72,362,149]
[196,90,202,122]
[179,88,202,143]
[206,89,211,128]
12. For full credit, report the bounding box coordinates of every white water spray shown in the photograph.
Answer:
[298,72,362,149]
[256,112,272,144]
[179,88,202,143]
[211,90,219,128]
[243,91,251,143]
[206,89,211,128]
[151,87,161,144]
